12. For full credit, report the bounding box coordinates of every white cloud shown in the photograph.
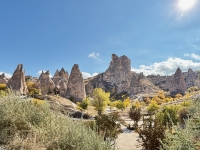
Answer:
[131,57,200,76]
[0,72,12,78]
[37,70,52,78]
[184,53,200,60]
[88,52,102,61]
[82,72,99,79]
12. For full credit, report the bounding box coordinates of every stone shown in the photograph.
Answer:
[185,68,196,88]
[0,73,8,84]
[52,68,68,97]
[85,54,159,98]
[39,70,55,94]
[7,64,28,95]
[66,64,86,102]
[169,67,186,96]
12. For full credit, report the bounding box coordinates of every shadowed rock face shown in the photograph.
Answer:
[85,54,159,97]
[52,68,68,97]
[7,64,27,95]
[186,68,196,88]
[169,67,186,96]
[0,73,8,84]
[66,64,86,102]
[39,71,55,94]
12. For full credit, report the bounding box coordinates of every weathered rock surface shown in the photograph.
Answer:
[39,71,55,94]
[0,73,8,84]
[85,54,159,97]
[7,64,28,95]
[52,68,68,97]
[185,68,197,88]
[169,67,186,96]
[66,64,86,102]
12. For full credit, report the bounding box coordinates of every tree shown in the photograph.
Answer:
[92,88,110,115]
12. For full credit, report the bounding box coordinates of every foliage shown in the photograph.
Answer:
[115,100,126,110]
[161,97,200,150]
[0,90,7,97]
[26,82,40,96]
[156,105,181,127]
[129,106,142,127]
[0,94,112,150]
[95,112,121,142]
[0,84,7,91]
[188,86,199,93]
[92,88,110,115]
[152,96,162,105]
[147,100,160,113]
[32,98,45,105]
[131,99,141,109]
[175,93,182,100]
[138,118,166,150]
[77,97,89,111]
[123,97,131,107]
[158,90,165,100]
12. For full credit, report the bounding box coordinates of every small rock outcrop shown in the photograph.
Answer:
[0,73,8,84]
[39,71,55,94]
[7,64,27,95]
[66,64,86,102]
[169,67,186,96]
[52,68,68,97]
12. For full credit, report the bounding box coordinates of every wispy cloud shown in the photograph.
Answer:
[37,70,52,78]
[88,52,102,61]
[0,72,12,78]
[184,53,200,60]
[82,72,99,79]
[131,57,200,76]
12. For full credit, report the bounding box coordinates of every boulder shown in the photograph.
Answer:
[7,64,28,95]
[66,64,86,102]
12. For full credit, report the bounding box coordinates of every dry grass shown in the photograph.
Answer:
[0,94,113,150]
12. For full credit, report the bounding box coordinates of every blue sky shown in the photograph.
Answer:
[1,0,200,79]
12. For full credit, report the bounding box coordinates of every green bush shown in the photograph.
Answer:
[0,94,112,150]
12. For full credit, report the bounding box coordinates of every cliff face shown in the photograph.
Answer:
[7,64,27,95]
[66,64,86,102]
[85,54,159,97]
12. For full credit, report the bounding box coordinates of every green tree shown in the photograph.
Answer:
[147,100,160,113]
[92,88,110,115]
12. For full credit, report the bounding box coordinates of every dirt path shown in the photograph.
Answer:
[115,123,143,150]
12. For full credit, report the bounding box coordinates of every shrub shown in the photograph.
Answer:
[95,112,121,142]
[129,107,142,127]
[0,84,6,91]
[115,100,126,110]
[0,94,112,150]
[77,97,89,111]
[147,100,160,113]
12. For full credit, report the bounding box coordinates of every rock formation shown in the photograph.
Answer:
[185,68,197,88]
[85,54,159,98]
[0,73,8,84]
[39,71,55,94]
[52,68,68,97]
[169,67,186,96]
[7,64,28,95]
[66,64,86,102]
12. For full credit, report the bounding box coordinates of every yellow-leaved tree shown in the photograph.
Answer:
[92,88,110,115]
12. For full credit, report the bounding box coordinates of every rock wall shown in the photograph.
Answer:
[7,64,28,95]
[66,64,86,102]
